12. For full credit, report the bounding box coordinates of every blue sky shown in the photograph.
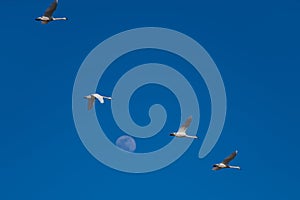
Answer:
[1,0,300,199]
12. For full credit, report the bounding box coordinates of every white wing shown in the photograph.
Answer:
[92,93,105,104]
[178,116,192,133]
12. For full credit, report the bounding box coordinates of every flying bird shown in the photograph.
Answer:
[35,0,68,24]
[169,116,198,139]
[212,150,241,170]
[84,93,112,110]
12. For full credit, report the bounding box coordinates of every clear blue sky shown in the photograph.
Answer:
[1,0,299,199]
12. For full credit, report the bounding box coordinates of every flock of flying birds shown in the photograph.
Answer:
[37,0,241,171]
[85,94,241,171]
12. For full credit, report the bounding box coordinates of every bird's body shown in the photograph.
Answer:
[84,93,112,110]
[212,150,241,170]
[170,116,198,139]
[35,0,67,24]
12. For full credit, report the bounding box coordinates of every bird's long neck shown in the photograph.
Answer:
[53,17,67,21]
[185,135,198,139]
[229,165,240,170]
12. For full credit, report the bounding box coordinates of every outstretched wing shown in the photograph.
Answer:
[87,98,94,110]
[212,166,221,171]
[92,94,105,104]
[44,0,58,17]
[222,150,238,165]
[178,116,192,133]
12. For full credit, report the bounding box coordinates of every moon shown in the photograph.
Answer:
[115,135,136,152]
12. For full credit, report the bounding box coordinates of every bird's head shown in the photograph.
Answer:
[35,17,42,21]
[169,133,176,137]
[213,164,218,167]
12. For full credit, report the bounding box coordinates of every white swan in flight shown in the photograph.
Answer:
[169,116,198,139]
[35,0,68,24]
[212,150,241,170]
[84,93,112,110]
